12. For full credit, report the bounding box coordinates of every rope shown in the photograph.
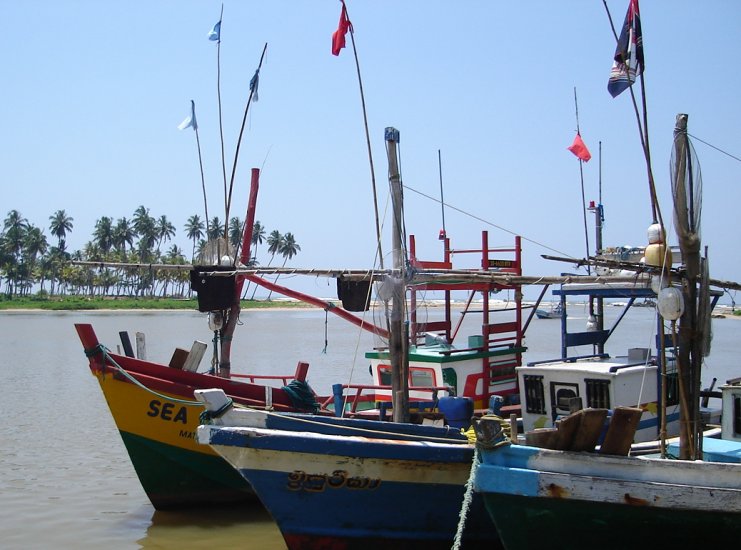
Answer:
[322,308,328,354]
[452,446,479,550]
[200,396,234,425]
[281,380,320,413]
[84,345,203,407]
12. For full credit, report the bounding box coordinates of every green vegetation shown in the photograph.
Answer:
[0,209,300,301]
[0,295,315,311]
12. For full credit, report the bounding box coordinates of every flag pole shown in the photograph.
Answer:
[343,2,384,270]
[602,0,663,228]
[193,106,210,230]
[214,4,228,238]
[225,43,268,243]
[573,87,591,275]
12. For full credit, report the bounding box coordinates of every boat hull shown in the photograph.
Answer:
[481,492,741,549]
[92,363,257,509]
[475,443,741,550]
[200,425,500,549]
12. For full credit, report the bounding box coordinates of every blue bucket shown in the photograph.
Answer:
[438,396,474,429]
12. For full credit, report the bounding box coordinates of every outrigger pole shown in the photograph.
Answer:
[212,4,228,240]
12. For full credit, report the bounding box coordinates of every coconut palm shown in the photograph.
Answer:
[250,229,282,300]
[267,232,300,301]
[49,209,73,252]
[184,215,205,261]
[155,215,176,257]
[251,220,265,265]
[207,216,222,240]
[112,217,135,256]
[229,216,243,249]
[93,216,114,256]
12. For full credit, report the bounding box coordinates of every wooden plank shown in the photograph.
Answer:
[570,408,608,452]
[135,332,146,360]
[600,407,643,456]
[168,348,189,369]
[119,331,134,358]
[182,341,208,373]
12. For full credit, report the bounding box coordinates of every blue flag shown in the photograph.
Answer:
[178,100,198,131]
[607,0,644,98]
[208,20,221,42]
[249,69,260,102]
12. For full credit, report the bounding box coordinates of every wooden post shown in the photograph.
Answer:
[385,127,409,423]
[135,332,146,360]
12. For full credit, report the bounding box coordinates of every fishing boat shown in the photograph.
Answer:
[471,113,741,548]
[535,302,562,319]
[193,128,536,548]
[197,388,498,550]
[472,411,741,550]
[76,322,320,509]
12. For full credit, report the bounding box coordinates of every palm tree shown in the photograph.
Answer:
[112,217,135,257]
[133,207,157,263]
[266,230,282,264]
[251,220,266,265]
[267,232,301,301]
[93,216,114,257]
[207,216,222,240]
[155,215,176,257]
[251,229,282,300]
[229,216,242,249]
[184,215,205,262]
[49,209,73,252]
[2,210,28,296]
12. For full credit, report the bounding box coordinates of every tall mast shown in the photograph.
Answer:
[385,127,409,423]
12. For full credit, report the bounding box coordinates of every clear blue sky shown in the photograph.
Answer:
[3,1,740,301]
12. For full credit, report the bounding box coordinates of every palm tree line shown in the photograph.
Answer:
[0,208,300,299]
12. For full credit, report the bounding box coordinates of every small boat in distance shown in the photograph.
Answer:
[535,302,563,319]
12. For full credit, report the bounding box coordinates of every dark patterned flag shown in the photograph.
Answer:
[608,0,644,98]
[568,133,591,162]
[332,1,352,56]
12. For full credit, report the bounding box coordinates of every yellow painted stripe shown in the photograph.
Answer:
[94,371,216,456]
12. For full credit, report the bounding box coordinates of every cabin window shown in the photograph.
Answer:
[378,365,436,388]
[734,396,741,437]
[585,379,611,409]
[410,367,435,388]
[378,365,392,386]
[665,371,679,407]
[523,375,546,414]
[550,383,580,417]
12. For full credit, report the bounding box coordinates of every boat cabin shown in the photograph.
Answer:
[517,280,721,443]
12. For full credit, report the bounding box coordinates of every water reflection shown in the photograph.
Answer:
[140,504,286,549]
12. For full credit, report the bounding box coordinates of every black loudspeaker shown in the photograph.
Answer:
[190,266,237,312]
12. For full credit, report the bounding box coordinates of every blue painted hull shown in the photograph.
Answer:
[202,425,501,549]
[474,441,741,550]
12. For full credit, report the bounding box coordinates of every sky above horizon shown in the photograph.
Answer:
[2,1,740,302]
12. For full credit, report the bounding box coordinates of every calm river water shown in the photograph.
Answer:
[0,305,737,549]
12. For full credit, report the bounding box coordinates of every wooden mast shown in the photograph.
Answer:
[672,113,702,459]
[385,127,410,423]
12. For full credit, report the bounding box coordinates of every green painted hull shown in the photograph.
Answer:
[119,431,258,509]
[482,492,741,549]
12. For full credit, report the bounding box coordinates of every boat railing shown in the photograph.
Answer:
[526,353,610,367]
[323,383,451,416]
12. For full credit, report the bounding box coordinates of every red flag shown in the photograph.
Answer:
[332,1,352,56]
[568,133,592,162]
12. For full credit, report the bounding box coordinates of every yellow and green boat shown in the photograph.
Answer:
[76,323,315,509]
